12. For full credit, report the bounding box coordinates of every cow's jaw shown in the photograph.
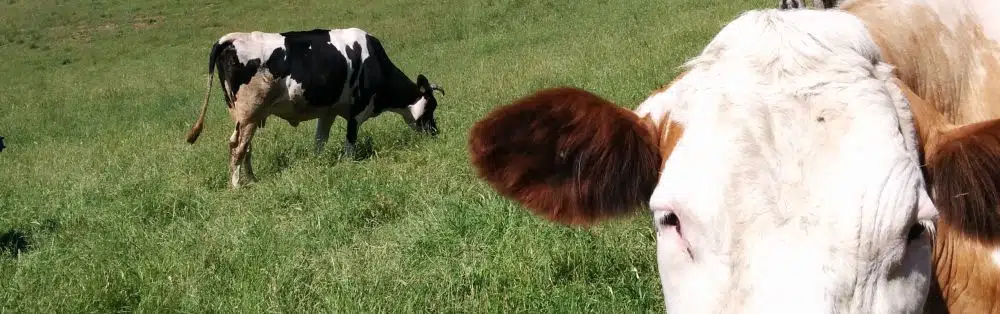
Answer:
[398,96,438,135]
[408,97,428,122]
[641,9,935,314]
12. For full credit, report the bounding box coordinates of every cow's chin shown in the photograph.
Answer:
[408,122,438,136]
[408,119,438,136]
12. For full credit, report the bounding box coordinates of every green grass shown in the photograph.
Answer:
[0,0,771,312]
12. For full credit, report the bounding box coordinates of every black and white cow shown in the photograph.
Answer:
[185,27,444,189]
[778,0,839,9]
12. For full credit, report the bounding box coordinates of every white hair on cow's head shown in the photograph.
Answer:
[685,9,881,78]
[641,8,937,314]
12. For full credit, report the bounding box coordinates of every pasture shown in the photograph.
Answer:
[0,0,770,312]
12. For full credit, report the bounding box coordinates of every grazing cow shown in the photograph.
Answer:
[470,1,1000,312]
[779,0,838,9]
[185,28,444,188]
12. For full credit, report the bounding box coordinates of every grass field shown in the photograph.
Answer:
[1,0,772,312]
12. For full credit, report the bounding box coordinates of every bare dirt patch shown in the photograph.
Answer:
[131,15,165,30]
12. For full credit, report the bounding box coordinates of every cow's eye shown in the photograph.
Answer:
[906,223,926,242]
[660,212,679,227]
[653,212,681,234]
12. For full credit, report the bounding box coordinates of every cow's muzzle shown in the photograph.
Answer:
[414,120,439,136]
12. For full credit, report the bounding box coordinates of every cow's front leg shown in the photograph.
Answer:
[315,114,335,155]
[343,118,359,160]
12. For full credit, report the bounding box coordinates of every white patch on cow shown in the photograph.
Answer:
[642,9,934,314]
[992,248,1000,269]
[328,28,372,94]
[228,128,241,187]
[973,0,1000,43]
[230,164,242,187]
[224,81,234,102]
[408,97,428,121]
[219,31,287,66]
[284,76,306,103]
[636,87,680,126]
[910,0,1000,44]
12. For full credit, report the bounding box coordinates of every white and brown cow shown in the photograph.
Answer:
[469,0,1000,313]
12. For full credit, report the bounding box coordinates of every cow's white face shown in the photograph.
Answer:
[636,9,937,313]
[468,8,938,314]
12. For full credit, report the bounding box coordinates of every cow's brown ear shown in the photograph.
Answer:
[926,118,1000,246]
[468,87,662,225]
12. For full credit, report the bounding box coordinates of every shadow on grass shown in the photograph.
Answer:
[0,229,30,258]
[205,126,439,191]
[274,130,437,171]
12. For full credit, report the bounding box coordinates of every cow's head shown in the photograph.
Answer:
[470,9,937,313]
[406,74,444,136]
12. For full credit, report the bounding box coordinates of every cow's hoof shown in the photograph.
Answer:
[341,146,358,161]
[229,176,247,189]
[229,180,256,190]
[340,152,358,161]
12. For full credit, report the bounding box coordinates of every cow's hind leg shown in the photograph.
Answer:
[226,70,275,189]
[243,141,257,183]
[228,121,258,189]
[228,127,240,186]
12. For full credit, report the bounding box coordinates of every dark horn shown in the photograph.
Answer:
[429,83,445,96]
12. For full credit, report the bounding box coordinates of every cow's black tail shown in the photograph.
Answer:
[186,40,231,144]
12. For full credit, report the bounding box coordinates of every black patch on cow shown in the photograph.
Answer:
[364,35,423,110]
[779,0,803,9]
[232,59,261,97]
[214,42,262,108]
[277,29,352,109]
[345,41,364,89]
[208,42,223,73]
[264,47,287,76]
